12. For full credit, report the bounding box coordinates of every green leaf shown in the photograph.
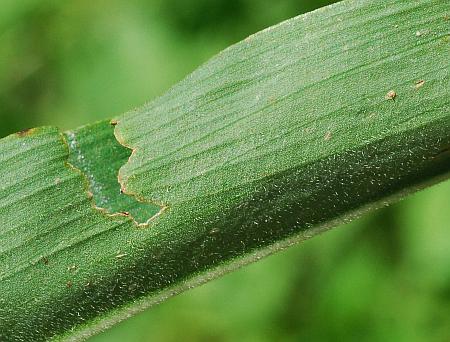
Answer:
[0,0,449,340]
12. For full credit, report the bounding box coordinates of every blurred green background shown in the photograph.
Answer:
[1,1,449,341]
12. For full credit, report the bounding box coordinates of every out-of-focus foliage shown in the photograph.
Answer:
[1,1,448,341]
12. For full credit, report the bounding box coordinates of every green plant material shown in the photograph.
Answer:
[0,0,449,341]
[65,122,161,225]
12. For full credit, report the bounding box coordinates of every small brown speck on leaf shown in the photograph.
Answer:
[121,211,130,216]
[66,281,73,288]
[41,257,49,265]
[110,119,118,126]
[16,128,32,137]
[268,96,277,104]
[385,90,397,100]
[324,131,332,141]
[415,80,425,89]
[68,265,77,272]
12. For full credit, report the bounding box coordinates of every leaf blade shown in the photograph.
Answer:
[0,0,449,341]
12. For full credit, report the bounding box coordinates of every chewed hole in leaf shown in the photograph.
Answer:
[65,120,161,225]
